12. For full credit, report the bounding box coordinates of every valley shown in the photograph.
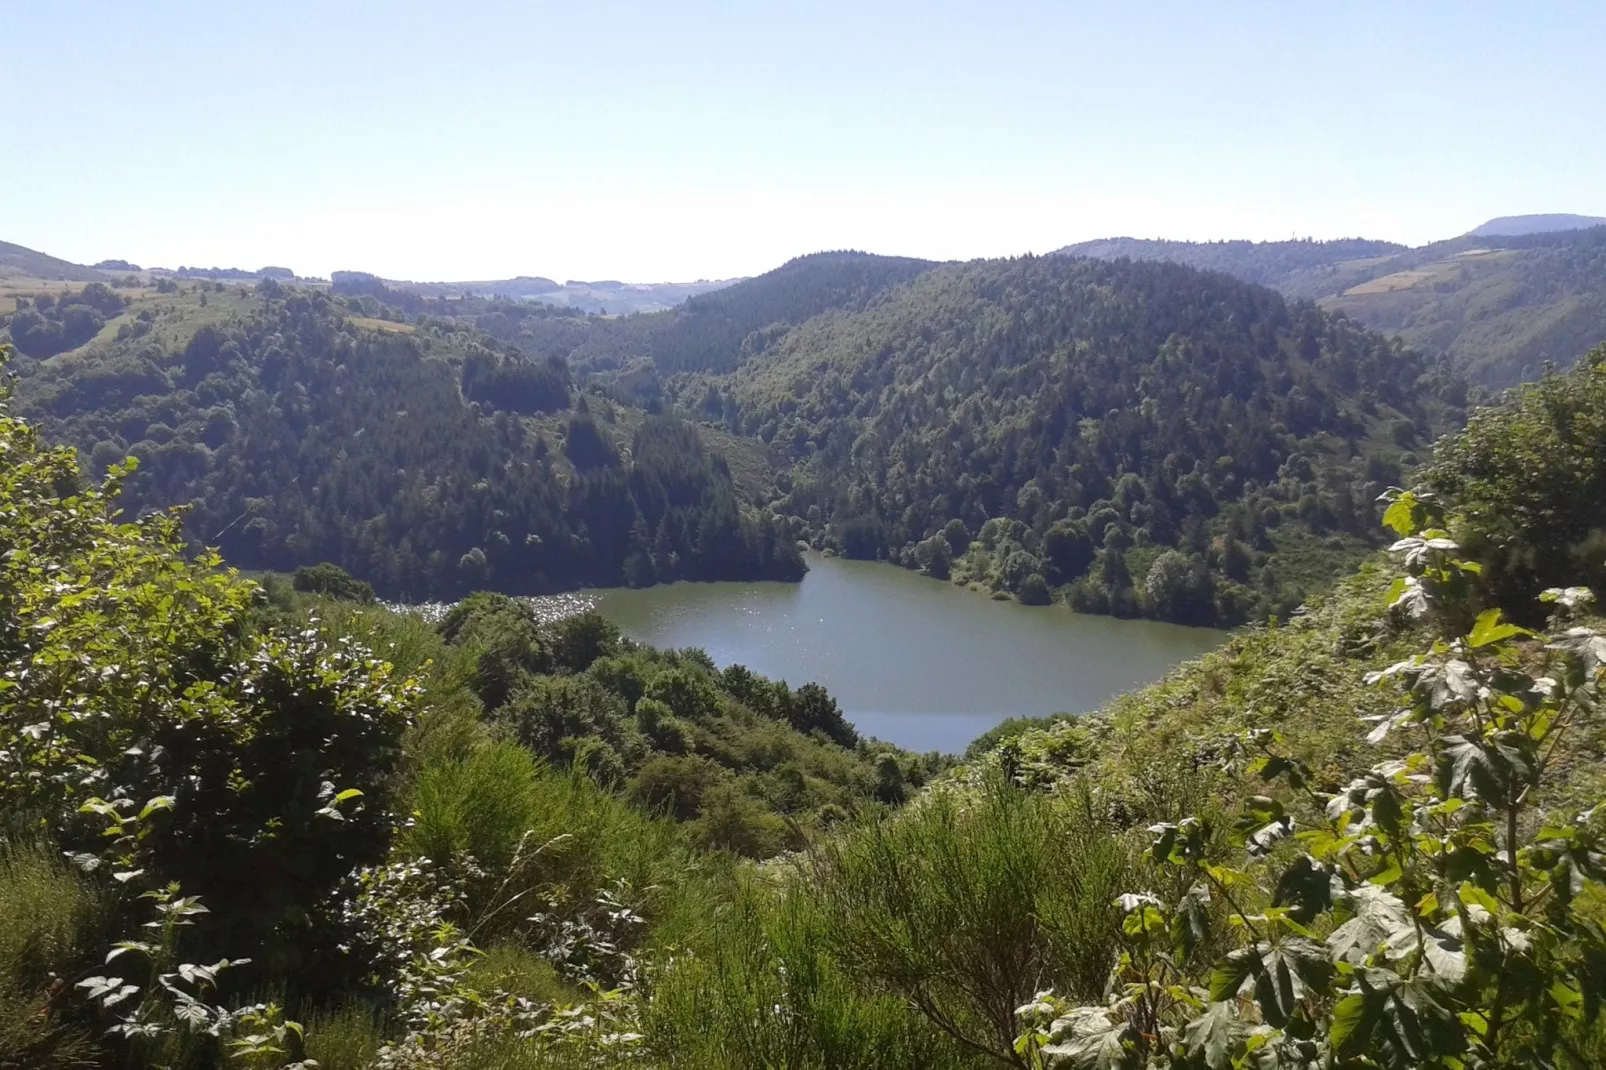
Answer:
[4,225,1606,1068]
[8,5,1606,1066]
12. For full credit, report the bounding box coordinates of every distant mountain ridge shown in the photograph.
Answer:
[367,272,741,315]
[1469,213,1606,237]
[1055,221,1606,386]
[1052,236,1406,291]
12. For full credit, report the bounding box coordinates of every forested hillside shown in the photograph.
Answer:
[1323,225,1606,386]
[1062,226,1606,387]
[711,255,1462,624]
[6,346,1606,1070]
[4,281,801,599]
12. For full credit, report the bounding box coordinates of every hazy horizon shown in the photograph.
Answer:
[5,1,1604,282]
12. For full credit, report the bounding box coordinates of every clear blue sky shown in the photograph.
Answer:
[3,1,1602,281]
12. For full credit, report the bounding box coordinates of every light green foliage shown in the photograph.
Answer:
[644,879,972,1070]
[1427,344,1606,616]
[1016,497,1606,1069]
[406,742,544,872]
[817,776,1134,1062]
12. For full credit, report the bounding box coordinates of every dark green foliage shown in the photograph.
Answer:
[461,348,572,414]
[562,411,618,469]
[725,255,1458,623]
[292,561,375,602]
[15,288,802,599]
[3,283,122,356]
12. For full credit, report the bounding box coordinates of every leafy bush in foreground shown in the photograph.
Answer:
[1017,491,1606,1069]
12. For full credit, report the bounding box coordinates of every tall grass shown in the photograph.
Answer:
[406,741,545,871]
[0,837,105,1067]
[303,1002,387,1070]
[644,877,974,1069]
[812,775,1133,1065]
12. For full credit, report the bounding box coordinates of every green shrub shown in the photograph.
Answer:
[816,775,1133,1062]
[498,674,639,767]
[1426,344,1606,618]
[627,754,729,821]
[644,879,972,1070]
[464,943,578,1006]
[292,562,375,602]
[692,781,792,858]
[406,743,542,871]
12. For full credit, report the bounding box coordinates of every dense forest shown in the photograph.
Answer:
[6,283,801,599]
[1,250,1471,624]
[5,346,1606,1069]
[711,256,1464,623]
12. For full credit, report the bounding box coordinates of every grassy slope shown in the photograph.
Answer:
[975,550,1606,821]
[0,239,106,282]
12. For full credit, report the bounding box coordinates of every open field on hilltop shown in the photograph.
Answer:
[345,314,415,333]
[1338,248,1519,297]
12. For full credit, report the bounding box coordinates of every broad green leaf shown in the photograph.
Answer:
[1209,949,1258,1002]
[1328,885,1415,965]
[1467,608,1526,648]
[1273,854,1334,924]
[1043,1006,1135,1070]
[1435,735,1509,801]
[1180,1001,1241,1070]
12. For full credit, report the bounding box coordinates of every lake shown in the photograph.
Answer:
[589,554,1226,754]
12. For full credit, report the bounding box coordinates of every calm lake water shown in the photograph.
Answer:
[589,555,1226,754]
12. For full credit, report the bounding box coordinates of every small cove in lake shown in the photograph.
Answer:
[589,554,1226,754]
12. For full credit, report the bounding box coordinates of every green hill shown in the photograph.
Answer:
[0,238,107,281]
[1469,211,1606,236]
[1321,225,1606,386]
[1053,235,1406,295]
[1058,228,1606,387]
[715,254,1464,624]
[4,278,801,599]
[5,339,1604,1070]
